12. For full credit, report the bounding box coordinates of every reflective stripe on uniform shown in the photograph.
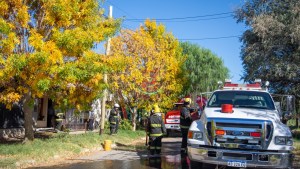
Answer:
[111,122,117,124]
[151,124,161,128]
[150,133,163,137]
[180,125,189,129]
[150,146,161,149]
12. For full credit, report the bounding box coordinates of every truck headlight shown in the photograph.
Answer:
[188,131,203,140]
[275,136,293,146]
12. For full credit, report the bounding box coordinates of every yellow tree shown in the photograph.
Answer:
[107,20,186,131]
[0,0,120,140]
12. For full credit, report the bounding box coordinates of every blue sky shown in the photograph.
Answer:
[101,0,247,83]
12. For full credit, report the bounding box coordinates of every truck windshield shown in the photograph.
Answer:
[207,91,275,110]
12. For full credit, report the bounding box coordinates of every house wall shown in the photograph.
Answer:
[0,103,24,129]
[0,103,25,139]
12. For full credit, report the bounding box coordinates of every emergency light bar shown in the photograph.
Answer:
[225,79,231,83]
[221,79,263,91]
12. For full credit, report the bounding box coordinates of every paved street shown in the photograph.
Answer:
[29,137,191,169]
[25,136,300,169]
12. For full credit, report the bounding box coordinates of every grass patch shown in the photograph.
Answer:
[0,158,17,169]
[293,138,300,155]
[0,129,146,169]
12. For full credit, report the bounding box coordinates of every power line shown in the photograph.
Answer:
[178,35,241,41]
[125,12,234,21]
[103,6,239,42]
[119,26,241,41]
[125,15,232,23]
[105,0,233,22]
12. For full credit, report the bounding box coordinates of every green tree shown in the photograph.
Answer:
[180,42,229,99]
[235,0,300,95]
[0,0,120,140]
[108,20,185,130]
[235,0,300,123]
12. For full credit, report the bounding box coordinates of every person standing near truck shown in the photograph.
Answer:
[180,98,192,154]
[147,104,167,155]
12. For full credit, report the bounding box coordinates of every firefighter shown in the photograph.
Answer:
[180,98,192,154]
[147,104,167,155]
[109,103,120,135]
[114,104,122,133]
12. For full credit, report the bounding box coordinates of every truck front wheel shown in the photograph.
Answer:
[166,129,171,137]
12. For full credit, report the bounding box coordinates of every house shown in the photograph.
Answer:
[0,97,111,139]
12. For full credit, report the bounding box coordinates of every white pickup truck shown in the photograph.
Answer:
[187,80,294,169]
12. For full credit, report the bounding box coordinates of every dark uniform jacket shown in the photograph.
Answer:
[147,114,167,137]
[109,109,118,125]
[180,106,192,129]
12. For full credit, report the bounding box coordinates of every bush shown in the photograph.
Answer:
[105,119,133,130]
[104,120,110,129]
[119,119,132,130]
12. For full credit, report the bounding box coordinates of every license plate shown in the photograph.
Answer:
[166,119,180,123]
[227,161,247,168]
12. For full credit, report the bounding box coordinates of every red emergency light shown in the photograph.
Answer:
[246,83,261,88]
[215,130,225,135]
[250,132,261,137]
[221,104,233,113]
[224,83,238,87]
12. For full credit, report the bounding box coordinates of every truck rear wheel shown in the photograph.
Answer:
[190,161,216,169]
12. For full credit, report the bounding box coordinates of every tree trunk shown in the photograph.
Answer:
[192,92,198,107]
[23,93,34,141]
[132,107,137,131]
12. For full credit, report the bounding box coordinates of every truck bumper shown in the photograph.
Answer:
[165,124,180,130]
[188,144,293,168]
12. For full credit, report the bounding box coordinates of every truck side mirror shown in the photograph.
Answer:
[273,95,295,124]
[281,111,292,124]
[284,111,292,119]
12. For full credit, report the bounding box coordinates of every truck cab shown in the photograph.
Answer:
[187,80,294,168]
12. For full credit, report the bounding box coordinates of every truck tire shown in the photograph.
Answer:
[190,161,212,169]
[166,129,171,137]
[190,160,201,168]
[190,161,216,169]
[201,163,216,169]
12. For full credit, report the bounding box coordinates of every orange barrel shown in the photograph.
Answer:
[104,140,112,151]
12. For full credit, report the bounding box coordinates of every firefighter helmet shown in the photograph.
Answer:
[153,104,160,113]
[184,98,191,104]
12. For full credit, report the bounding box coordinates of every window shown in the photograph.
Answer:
[207,91,275,110]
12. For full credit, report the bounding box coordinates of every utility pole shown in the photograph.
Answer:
[100,5,112,135]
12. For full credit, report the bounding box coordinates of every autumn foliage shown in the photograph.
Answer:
[0,0,119,140]
[107,20,186,130]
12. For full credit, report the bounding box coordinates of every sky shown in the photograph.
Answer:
[101,0,247,83]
